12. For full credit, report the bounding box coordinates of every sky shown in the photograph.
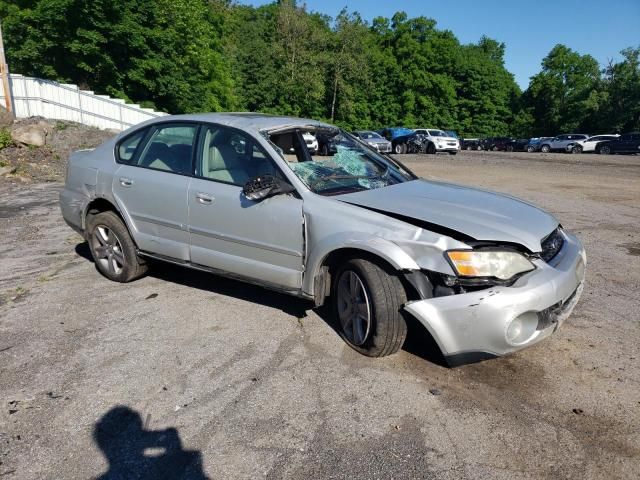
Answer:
[240,0,640,89]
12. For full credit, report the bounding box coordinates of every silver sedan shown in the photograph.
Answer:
[60,114,586,366]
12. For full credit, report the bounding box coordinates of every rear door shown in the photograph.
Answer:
[113,123,198,261]
[188,124,305,290]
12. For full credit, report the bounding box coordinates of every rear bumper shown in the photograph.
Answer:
[404,231,586,365]
[59,188,89,235]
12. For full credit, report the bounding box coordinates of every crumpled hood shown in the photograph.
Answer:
[336,179,558,252]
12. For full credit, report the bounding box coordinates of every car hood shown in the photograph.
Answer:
[335,179,558,252]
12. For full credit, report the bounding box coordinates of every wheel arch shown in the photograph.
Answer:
[303,236,420,306]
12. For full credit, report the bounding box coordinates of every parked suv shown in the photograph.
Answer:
[352,130,392,153]
[571,135,618,153]
[413,129,460,154]
[481,137,512,151]
[595,133,640,155]
[60,113,585,366]
[525,137,553,153]
[539,134,589,153]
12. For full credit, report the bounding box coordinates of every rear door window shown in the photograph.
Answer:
[136,124,198,175]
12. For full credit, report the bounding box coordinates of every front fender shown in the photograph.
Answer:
[302,232,420,296]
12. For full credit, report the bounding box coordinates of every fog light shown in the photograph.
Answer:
[505,312,538,345]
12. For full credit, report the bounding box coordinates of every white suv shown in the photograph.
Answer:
[571,134,619,153]
[414,129,460,155]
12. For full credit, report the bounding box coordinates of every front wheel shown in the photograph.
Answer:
[599,145,611,155]
[526,146,535,153]
[449,151,457,155]
[86,211,148,282]
[540,145,551,153]
[572,145,583,154]
[332,258,408,357]
[393,143,406,154]
[426,143,436,154]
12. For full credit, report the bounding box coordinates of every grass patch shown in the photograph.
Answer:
[0,128,12,150]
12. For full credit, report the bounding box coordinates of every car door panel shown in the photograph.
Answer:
[188,124,304,290]
[111,123,198,261]
[113,166,191,260]
[189,179,304,289]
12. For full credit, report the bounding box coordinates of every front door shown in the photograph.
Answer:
[188,124,304,290]
[113,123,198,261]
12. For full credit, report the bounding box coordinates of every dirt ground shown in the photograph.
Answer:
[0,149,639,479]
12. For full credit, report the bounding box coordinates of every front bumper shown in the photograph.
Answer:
[435,143,459,152]
[404,231,586,365]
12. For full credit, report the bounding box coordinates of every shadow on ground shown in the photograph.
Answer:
[94,406,209,479]
[75,242,448,367]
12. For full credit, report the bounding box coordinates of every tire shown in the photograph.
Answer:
[320,144,329,156]
[540,145,551,153]
[331,258,408,357]
[572,145,582,154]
[426,143,436,154]
[393,143,406,154]
[476,145,483,151]
[526,146,535,153]
[600,145,611,155]
[86,211,148,282]
[449,151,457,155]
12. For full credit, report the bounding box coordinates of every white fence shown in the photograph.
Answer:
[0,74,167,131]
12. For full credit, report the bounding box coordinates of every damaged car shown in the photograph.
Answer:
[60,114,586,366]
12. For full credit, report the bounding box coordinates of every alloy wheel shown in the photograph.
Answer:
[336,270,371,346]
[92,225,126,276]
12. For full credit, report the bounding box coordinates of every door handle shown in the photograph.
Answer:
[195,192,213,204]
[119,177,133,187]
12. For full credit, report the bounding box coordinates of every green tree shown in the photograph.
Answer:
[523,44,600,135]
[1,0,235,113]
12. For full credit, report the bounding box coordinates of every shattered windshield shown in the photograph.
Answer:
[268,128,414,196]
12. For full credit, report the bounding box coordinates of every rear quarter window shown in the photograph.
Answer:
[117,129,147,164]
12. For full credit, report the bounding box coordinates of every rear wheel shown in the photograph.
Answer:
[526,146,535,153]
[86,211,147,282]
[540,145,551,153]
[600,145,611,155]
[426,143,436,154]
[332,258,408,357]
[572,145,583,154]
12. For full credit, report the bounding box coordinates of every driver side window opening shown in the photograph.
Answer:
[197,125,279,187]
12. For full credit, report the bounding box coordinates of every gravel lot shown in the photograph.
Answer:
[1,150,639,479]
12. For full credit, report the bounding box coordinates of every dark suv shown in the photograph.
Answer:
[482,137,512,151]
[596,133,640,155]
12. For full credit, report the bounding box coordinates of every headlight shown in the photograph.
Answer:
[446,250,535,280]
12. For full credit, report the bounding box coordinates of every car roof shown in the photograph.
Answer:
[123,113,335,136]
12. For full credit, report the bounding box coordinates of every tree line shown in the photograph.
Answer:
[1,0,638,136]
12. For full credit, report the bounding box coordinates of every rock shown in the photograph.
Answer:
[11,124,47,147]
[0,165,17,176]
[429,388,442,396]
[0,106,13,127]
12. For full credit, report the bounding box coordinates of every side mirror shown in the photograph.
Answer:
[242,175,295,201]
